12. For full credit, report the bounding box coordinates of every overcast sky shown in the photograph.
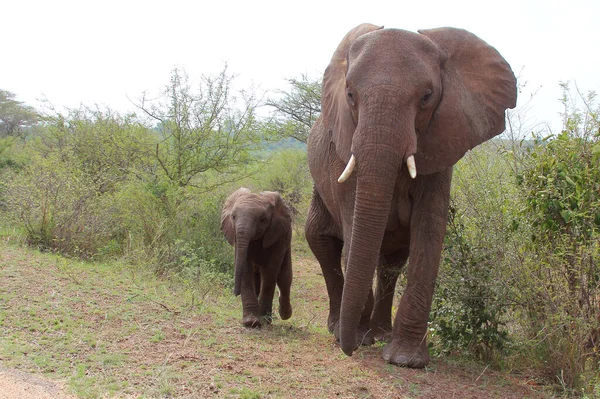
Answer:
[3,0,598,133]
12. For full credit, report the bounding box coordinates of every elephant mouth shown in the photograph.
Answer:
[337,153,417,183]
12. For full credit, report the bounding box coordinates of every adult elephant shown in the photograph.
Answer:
[221,188,293,328]
[305,24,516,367]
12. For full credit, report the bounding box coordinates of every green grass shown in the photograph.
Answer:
[0,239,552,398]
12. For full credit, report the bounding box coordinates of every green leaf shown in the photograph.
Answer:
[560,209,571,223]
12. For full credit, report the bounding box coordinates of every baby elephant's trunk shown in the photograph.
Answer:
[233,234,250,296]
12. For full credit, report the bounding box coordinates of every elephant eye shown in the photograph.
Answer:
[232,215,236,220]
[420,90,433,107]
[260,216,267,222]
[346,88,356,105]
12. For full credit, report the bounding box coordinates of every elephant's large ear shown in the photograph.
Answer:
[323,23,383,164]
[221,187,251,245]
[261,191,292,249]
[416,28,517,174]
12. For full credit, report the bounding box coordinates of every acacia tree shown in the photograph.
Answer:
[0,90,40,139]
[137,67,264,189]
[265,74,321,144]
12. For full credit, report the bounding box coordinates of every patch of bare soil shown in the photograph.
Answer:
[0,363,74,399]
[0,243,552,398]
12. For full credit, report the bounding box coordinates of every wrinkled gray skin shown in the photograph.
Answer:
[305,24,517,367]
[221,188,293,327]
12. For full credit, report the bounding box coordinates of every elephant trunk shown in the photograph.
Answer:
[233,231,251,296]
[339,94,413,356]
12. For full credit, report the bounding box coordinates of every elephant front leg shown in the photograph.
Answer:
[240,268,262,328]
[305,194,375,346]
[383,171,451,368]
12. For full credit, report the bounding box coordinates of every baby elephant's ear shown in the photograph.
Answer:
[221,187,251,245]
[261,191,292,248]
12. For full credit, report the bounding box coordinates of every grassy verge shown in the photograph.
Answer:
[0,240,547,398]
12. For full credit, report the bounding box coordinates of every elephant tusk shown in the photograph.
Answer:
[337,154,356,183]
[406,155,417,179]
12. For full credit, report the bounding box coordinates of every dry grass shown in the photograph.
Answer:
[0,240,549,398]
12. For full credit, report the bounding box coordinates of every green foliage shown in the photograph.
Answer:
[522,132,600,240]
[5,152,109,256]
[432,203,509,360]
[514,84,600,391]
[249,148,313,248]
[265,74,321,144]
[39,106,154,189]
[149,187,234,282]
[137,66,265,189]
[2,67,271,285]
[2,104,235,283]
[430,84,600,393]
[254,149,312,215]
[4,107,155,258]
[0,89,40,139]
[431,142,514,362]
[0,136,30,171]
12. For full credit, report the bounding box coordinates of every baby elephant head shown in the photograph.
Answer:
[221,188,292,296]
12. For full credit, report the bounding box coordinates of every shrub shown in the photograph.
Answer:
[5,153,112,256]
[515,86,600,390]
[153,186,234,280]
[251,148,312,247]
[430,142,516,362]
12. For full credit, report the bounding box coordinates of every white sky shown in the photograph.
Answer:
[3,0,599,133]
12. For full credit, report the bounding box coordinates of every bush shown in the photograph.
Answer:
[251,148,312,246]
[430,142,515,362]
[5,153,112,256]
[431,85,600,393]
[514,86,600,391]
[150,186,234,281]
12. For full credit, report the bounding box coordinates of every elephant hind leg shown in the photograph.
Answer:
[305,192,344,334]
[253,269,261,297]
[258,274,277,324]
[371,249,409,342]
[277,250,293,320]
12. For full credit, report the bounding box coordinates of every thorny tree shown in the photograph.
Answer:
[137,67,263,189]
[265,74,321,144]
[0,89,40,139]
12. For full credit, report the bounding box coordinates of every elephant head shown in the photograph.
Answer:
[221,188,291,296]
[320,24,516,355]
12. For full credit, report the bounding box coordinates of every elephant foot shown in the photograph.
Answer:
[382,339,430,368]
[371,325,393,343]
[357,326,375,346]
[242,314,262,328]
[262,313,274,325]
[279,299,292,320]
[332,322,375,347]
[327,314,339,334]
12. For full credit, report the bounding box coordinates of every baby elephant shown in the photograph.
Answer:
[221,188,293,327]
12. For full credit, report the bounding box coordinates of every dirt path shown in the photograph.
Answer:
[0,363,74,399]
